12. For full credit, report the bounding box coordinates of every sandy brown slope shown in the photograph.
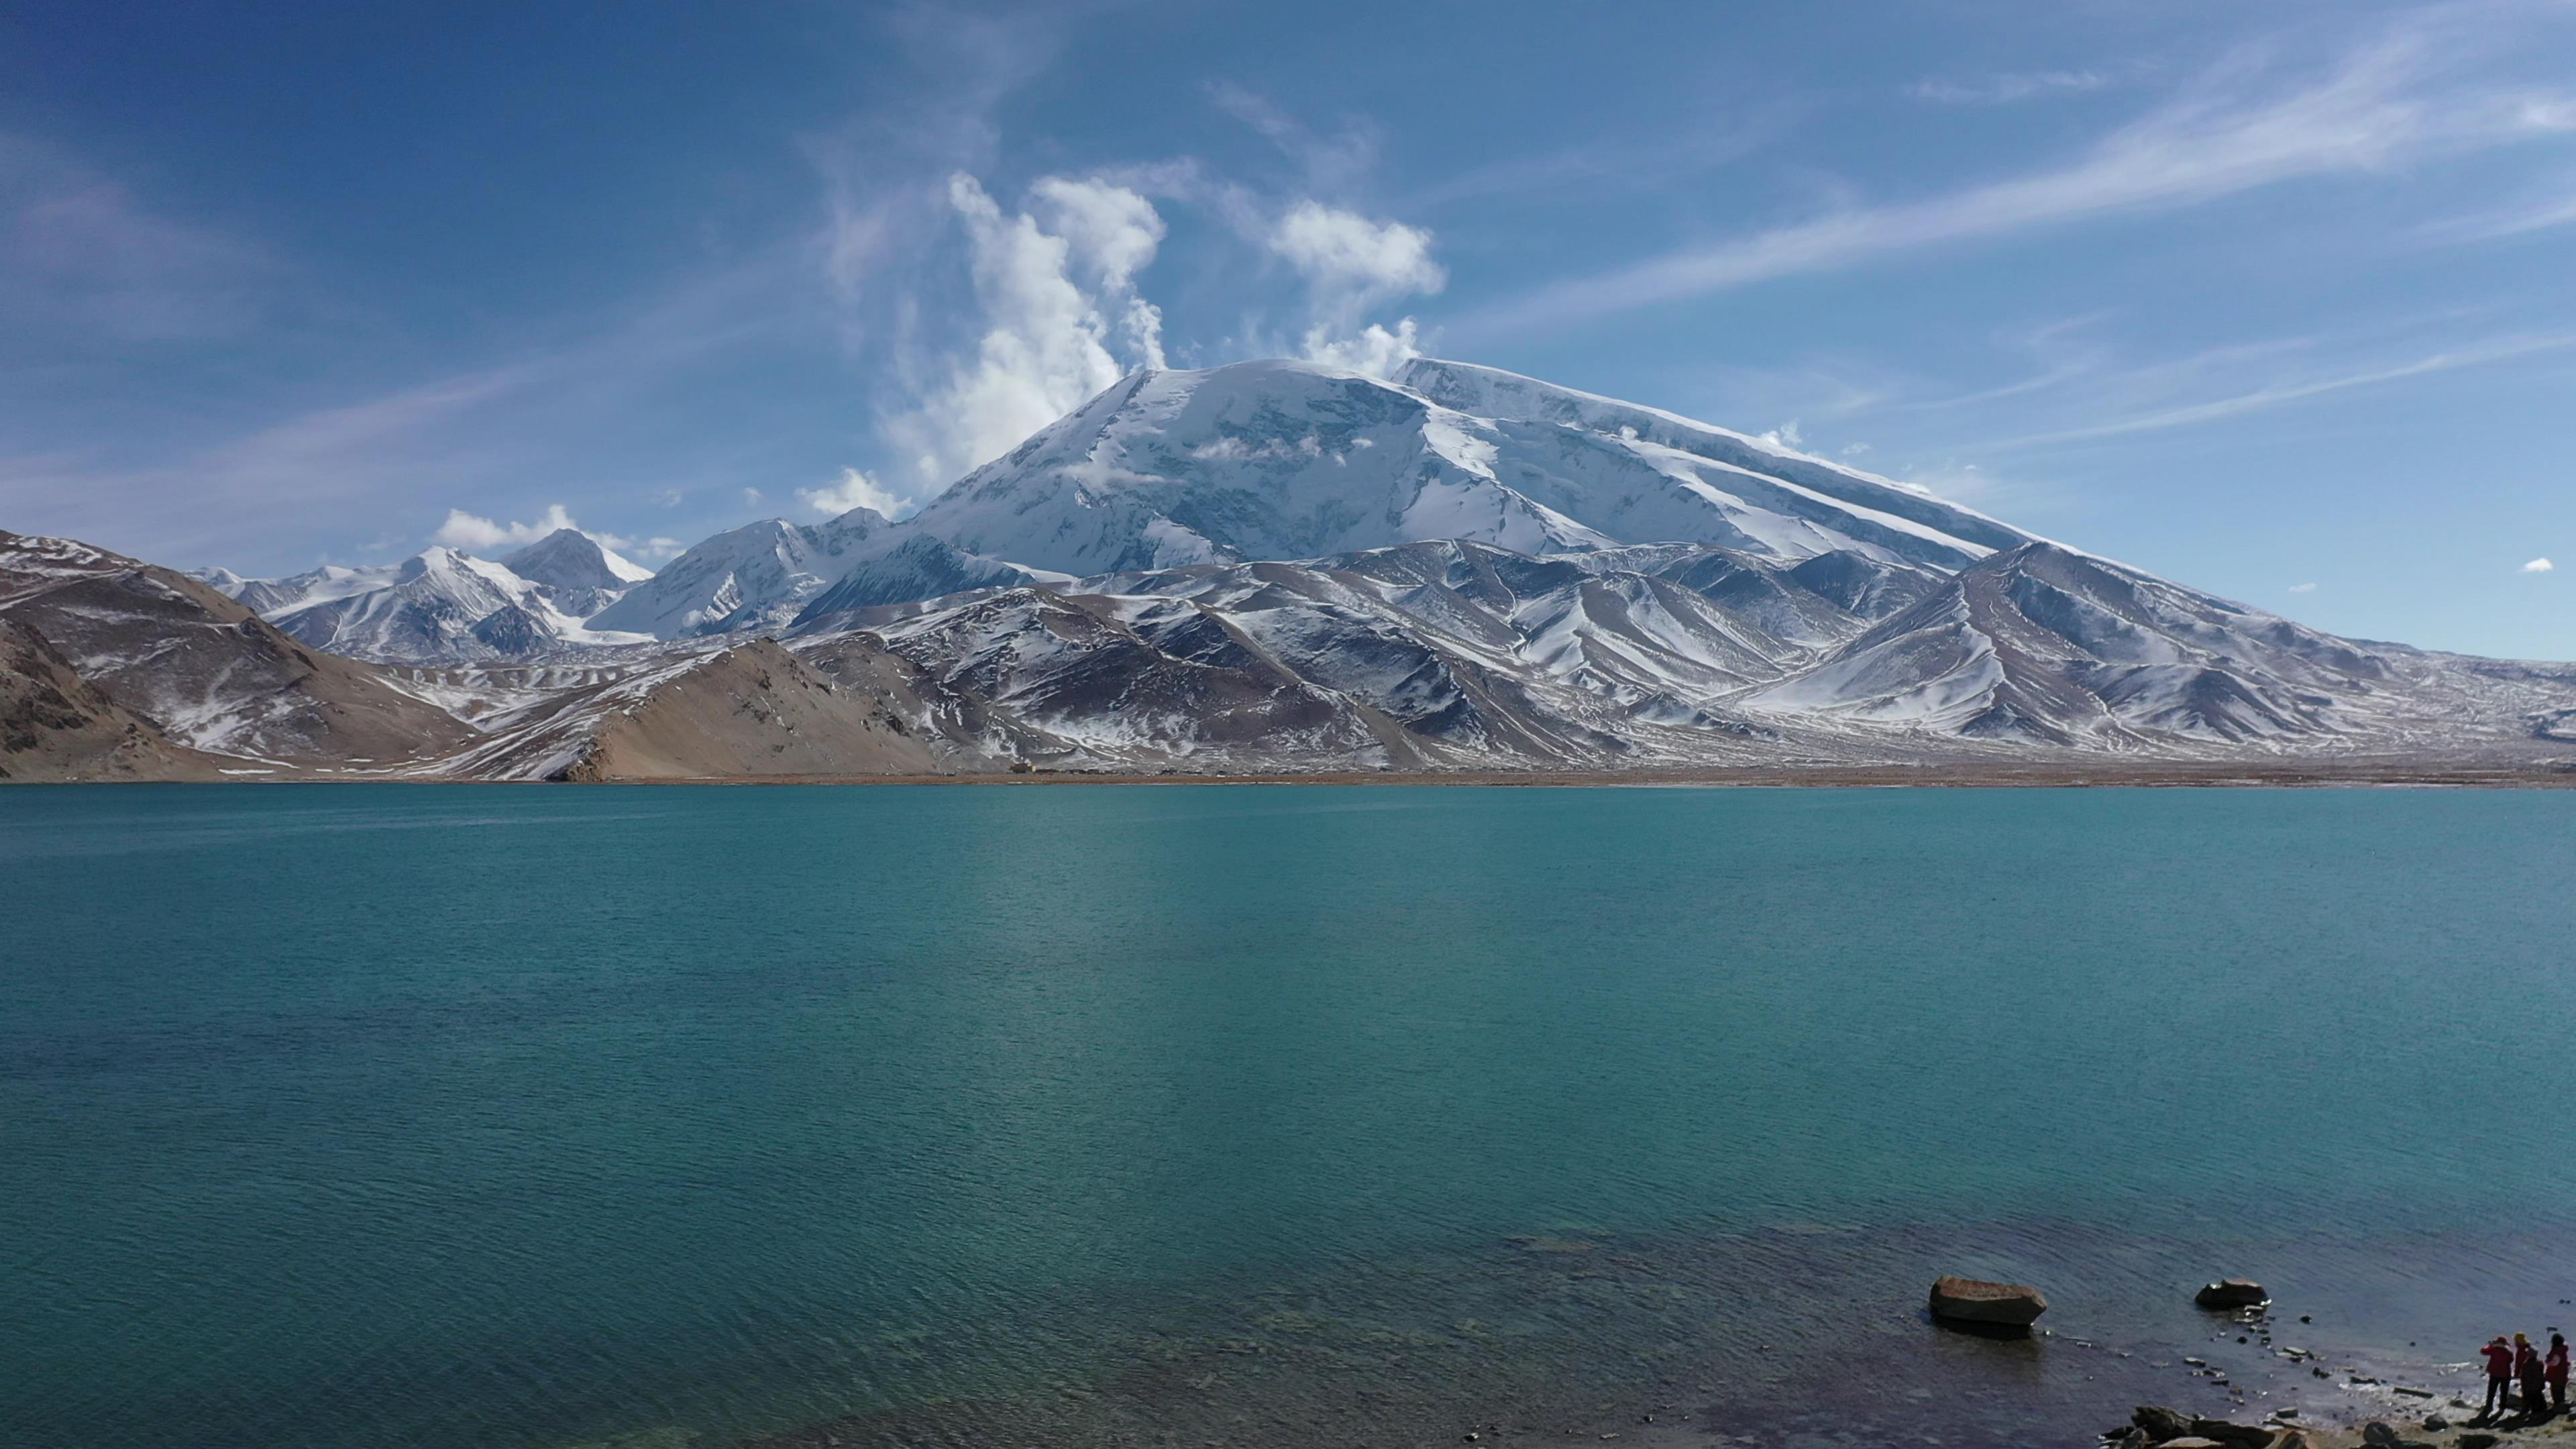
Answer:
[525,640,960,781]
[0,616,217,781]
[0,531,476,769]
[433,637,968,778]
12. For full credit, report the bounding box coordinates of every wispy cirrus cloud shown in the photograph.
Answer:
[1203,80,1379,194]
[1458,14,2576,339]
[0,133,281,346]
[2416,168,2576,241]
[1980,330,2576,450]
[1906,70,2115,106]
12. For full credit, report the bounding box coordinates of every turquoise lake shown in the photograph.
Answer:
[4,785,2574,1448]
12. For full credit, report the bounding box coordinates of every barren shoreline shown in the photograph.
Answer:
[520,759,2576,788]
[48,756,2571,788]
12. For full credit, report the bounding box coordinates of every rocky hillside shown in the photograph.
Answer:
[0,531,478,774]
[0,615,215,782]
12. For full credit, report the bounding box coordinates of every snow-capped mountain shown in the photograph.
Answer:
[497,527,653,615]
[207,529,657,665]
[268,547,651,664]
[1744,541,2402,744]
[875,357,2029,585]
[795,537,2571,769]
[19,354,2575,782]
[587,512,885,637]
[199,559,406,617]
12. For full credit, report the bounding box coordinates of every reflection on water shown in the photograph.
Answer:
[2,785,2573,1449]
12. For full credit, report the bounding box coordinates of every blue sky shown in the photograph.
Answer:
[3,0,2573,657]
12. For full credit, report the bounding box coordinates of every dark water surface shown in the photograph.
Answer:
[4,785,2574,1449]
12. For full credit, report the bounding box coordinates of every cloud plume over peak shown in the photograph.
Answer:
[1267,201,1446,375]
[433,504,580,550]
[884,172,1169,496]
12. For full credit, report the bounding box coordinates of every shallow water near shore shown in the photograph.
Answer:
[5,784,2575,1448]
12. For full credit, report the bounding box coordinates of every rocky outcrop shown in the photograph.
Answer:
[1927,1275,2047,1327]
[2196,1279,2270,1309]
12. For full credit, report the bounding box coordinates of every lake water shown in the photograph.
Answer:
[5,784,2575,1449]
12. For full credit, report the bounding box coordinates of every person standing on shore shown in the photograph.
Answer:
[2518,1334,2548,1419]
[2484,1336,2517,1419]
[2548,1333,2569,1415]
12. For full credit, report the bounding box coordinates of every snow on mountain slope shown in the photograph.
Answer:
[1,613,216,781]
[1741,542,2416,746]
[498,527,653,614]
[588,511,886,637]
[1391,358,2034,566]
[204,560,406,616]
[791,533,1055,623]
[883,358,2022,586]
[270,547,650,664]
[0,531,478,768]
[819,539,1921,769]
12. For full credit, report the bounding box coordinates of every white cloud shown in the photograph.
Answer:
[1842,441,1872,457]
[1266,201,1444,376]
[1464,19,2576,337]
[1301,319,1426,377]
[1756,421,1805,449]
[1908,70,2112,106]
[798,466,907,520]
[1269,201,1444,320]
[743,487,764,506]
[885,173,1169,490]
[433,503,578,550]
[634,537,685,561]
[1029,175,1166,370]
[2289,581,2319,593]
[2525,557,2557,573]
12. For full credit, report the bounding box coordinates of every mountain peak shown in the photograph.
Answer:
[502,527,654,592]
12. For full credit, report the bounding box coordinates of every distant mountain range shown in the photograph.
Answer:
[7,358,2574,782]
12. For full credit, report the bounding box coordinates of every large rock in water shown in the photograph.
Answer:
[2133,1405,2198,1442]
[2196,1279,2269,1309]
[1927,1275,2048,1326]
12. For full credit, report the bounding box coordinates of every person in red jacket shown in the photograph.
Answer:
[2518,1334,2548,1419]
[2483,1336,2518,1419]
[2549,1332,2570,1415]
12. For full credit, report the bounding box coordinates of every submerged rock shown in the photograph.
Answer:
[1927,1275,2048,1327]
